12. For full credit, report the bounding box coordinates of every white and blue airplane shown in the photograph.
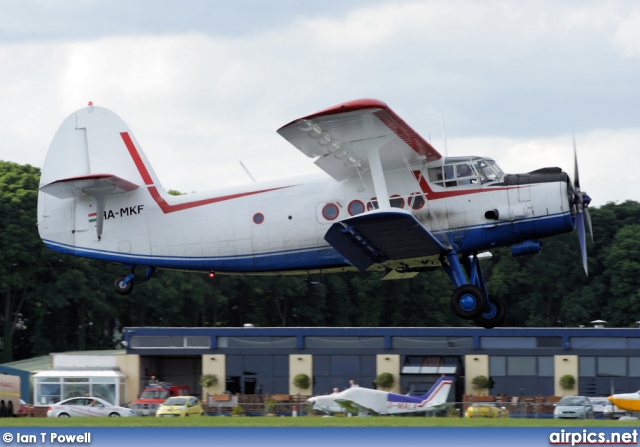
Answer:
[309,375,453,416]
[37,99,592,328]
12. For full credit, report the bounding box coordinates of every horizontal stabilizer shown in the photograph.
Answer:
[324,209,446,271]
[39,174,139,199]
[40,174,139,240]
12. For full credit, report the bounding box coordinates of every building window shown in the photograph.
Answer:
[393,336,473,349]
[305,337,384,349]
[489,356,506,377]
[217,337,297,348]
[480,337,537,349]
[579,357,596,377]
[401,356,458,374]
[34,374,124,406]
[130,336,210,348]
[571,338,626,349]
[507,357,536,376]
[597,357,626,377]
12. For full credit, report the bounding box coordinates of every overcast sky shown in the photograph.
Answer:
[2,0,639,207]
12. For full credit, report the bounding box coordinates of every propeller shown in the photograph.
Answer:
[571,135,593,275]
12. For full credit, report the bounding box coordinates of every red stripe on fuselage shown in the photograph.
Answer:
[120,132,293,214]
[413,171,510,200]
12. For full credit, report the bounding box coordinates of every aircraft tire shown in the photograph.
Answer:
[474,294,506,329]
[114,276,134,295]
[450,285,485,320]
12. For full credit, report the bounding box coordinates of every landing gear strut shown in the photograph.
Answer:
[113,266,156,295]
[114,272,135,295]
[441,250,506,328]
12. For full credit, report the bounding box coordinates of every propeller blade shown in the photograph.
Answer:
[584,207,594,243]
[573,134,580,190]
[576,212,588,276]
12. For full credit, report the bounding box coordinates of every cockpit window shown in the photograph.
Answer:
[428,157,503,188]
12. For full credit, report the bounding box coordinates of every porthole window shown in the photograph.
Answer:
[367,198,379,211]
[390,195,405,209]
[348,200,365,216]
[253,213,265,224]
[322,203,340,221]
[408,192,425,210]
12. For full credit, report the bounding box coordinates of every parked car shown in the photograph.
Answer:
[465,402,509,418]
[588,397,626,419]
[17,399,33,417]
[47,397,136,417]
[553,396,594,419]
[156,396,204,417]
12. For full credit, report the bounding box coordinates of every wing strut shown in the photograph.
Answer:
[365,143,391,209]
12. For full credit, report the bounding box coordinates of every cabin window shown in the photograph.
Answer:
[322,203,340,221]
[390,195,404,208]
[253,213,264,224]
[408,192,425,210]
[348,200,365,216]
[367,198,378,211]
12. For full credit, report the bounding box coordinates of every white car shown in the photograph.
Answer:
[47,397,136,418]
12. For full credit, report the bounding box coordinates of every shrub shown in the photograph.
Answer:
[374,372,394,389]
[200,374,218,388]
[471,375,492,390]
[559,374,576,390]
[293,373,310,390]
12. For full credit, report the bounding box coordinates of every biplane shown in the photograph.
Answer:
[37,99,592,328]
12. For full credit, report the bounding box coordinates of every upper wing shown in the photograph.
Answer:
[277,99,442,181]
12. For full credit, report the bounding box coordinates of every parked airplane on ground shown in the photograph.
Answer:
[608,391,640,413]
[37,99,592,328]
[308,375,453,416]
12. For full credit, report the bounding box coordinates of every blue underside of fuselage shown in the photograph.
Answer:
[42,211,575,272]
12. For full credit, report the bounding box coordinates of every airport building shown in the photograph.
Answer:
[119,325,640,402]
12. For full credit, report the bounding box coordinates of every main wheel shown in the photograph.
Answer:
[450,285,486,320]
[474,294,506,328]
[109,412,121,417]
[58,413,70,417]
[114,276,134,295]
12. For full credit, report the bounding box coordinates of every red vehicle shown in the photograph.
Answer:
[130,380,191,416]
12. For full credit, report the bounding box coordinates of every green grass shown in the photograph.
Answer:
[1,416,638,428]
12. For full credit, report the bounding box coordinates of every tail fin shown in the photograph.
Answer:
[39,104,162,240]
[419,375,453,406]
[40,103,161,189]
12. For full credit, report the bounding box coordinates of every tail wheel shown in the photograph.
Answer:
[114,276,134,295]
[474,294,506,329]
[450,285,485,320]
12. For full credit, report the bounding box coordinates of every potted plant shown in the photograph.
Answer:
[200,374,219,389]
[559,374,576,394]
[471,375,492,395]
[374,372,394,390]
[293,373,310,391]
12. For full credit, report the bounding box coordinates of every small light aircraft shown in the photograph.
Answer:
[608,391,640,413]
[37,99,592,328]
[308,375,453,416]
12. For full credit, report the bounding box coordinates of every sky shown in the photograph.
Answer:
[1,0,639,207]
